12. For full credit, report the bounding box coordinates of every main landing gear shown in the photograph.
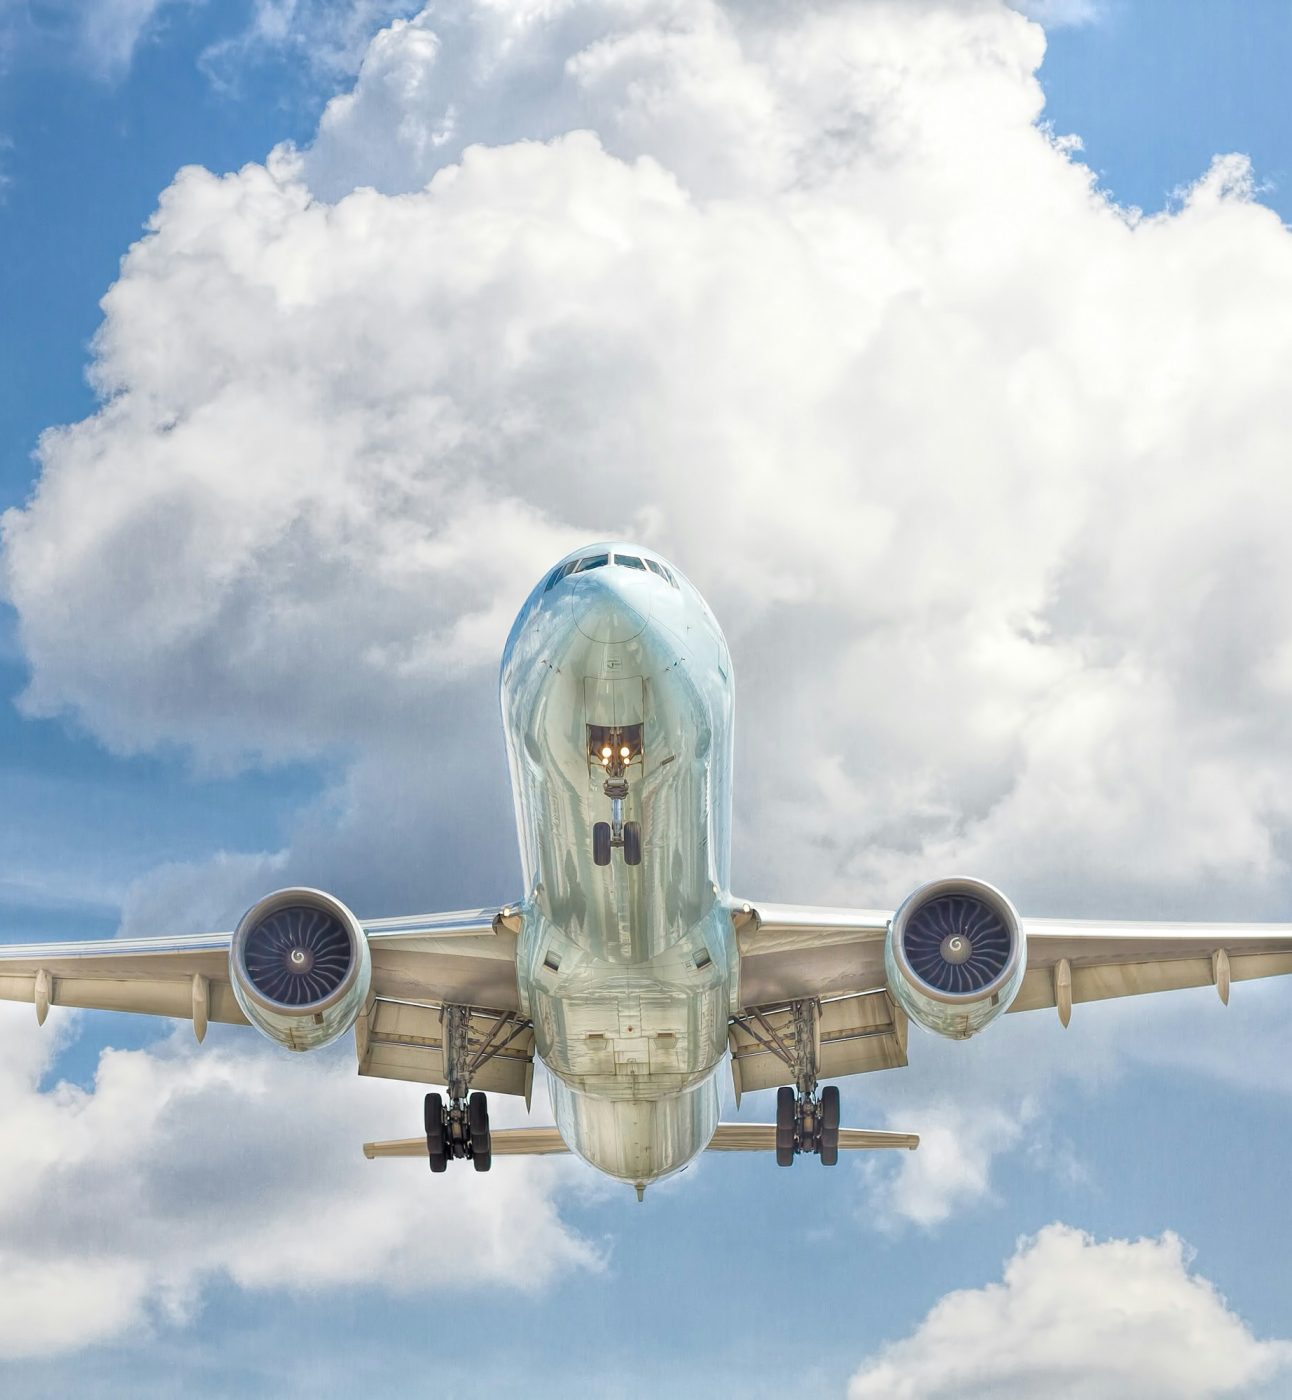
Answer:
[422,1003,514,1173]
[590,724,643,867]
[425,1090,492,1173]
[731,997,842,1166]
[775,1083,841,1166]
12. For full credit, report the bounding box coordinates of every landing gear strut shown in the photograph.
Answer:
[422,1003,512,1173]
[732,998,842,1166]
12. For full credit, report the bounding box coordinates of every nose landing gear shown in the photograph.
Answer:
[590,725,643,867]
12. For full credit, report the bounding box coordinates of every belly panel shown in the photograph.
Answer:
[551,1069,720,1184]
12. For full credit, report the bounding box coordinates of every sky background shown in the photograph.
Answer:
[2,2,1292,1396]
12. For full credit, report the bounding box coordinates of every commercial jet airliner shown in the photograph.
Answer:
[4,544,1291,1199]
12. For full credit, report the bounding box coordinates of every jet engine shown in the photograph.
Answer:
[884,877,1025,1040]
[229,888,372,1051]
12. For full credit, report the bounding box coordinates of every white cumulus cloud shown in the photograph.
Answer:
[0,1004,599,1358]
[849,1222,1292,1399]
[6,1,1292,926]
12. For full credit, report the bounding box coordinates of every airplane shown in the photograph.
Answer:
[3,542,1292,1200]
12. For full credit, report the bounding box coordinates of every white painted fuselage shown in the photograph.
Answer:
[500,544,736,1187]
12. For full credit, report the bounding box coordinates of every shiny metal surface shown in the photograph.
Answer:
[501,543,735,1183]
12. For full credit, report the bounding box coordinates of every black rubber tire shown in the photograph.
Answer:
[468,1091,490,1147]
[623,821,642,866]
[820,1085,840,1166]
[775,1085,796,1167]
[472,1146,492,1173]
[593,822,612,866]
[424,1091,443,1137]
[426,1091,448,1172]
[425,1092,447,1136]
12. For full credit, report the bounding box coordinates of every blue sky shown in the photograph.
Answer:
[3,3,1292,1396]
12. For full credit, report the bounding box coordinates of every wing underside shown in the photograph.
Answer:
[0,906,535,1097]
[730,898,1292,1089]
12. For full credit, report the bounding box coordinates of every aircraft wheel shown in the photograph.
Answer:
[819,1085,840,1166]
[468,1091,490,1145]
[425,1091,443,1136]
[623,821,642,866]
[775,1086,796,1167]
[468,1092,492,1171]
[593,822,612,866]
[425,1091,447,1171]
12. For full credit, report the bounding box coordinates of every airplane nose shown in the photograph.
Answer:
[570,571,652,643]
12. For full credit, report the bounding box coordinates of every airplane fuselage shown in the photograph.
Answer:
[500,544,736,1186]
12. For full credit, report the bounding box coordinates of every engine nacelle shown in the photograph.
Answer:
[229,887,371,1052]
[884,877,1025,1040]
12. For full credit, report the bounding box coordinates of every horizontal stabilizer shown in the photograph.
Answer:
[362,1123,919,1159]
[707,1124,919,1151]
[363,1126,570,1158]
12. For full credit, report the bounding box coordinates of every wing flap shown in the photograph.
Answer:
[356,998,535,1098]
[729,988,908,1097]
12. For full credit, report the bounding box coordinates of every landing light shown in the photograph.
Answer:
[620,746,630,758]
[602,746,612,758]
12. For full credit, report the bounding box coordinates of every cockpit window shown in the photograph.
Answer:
[545,558,582,590]
[549,552,676,588]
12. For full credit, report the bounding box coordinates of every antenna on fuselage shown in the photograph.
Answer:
[634,1181,646,1202]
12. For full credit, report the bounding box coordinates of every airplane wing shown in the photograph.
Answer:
[0,905,534,1097]
[729,897,1292,1095]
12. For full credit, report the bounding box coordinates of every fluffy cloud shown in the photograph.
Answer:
[7,0,1292,925]
[849,1223,1292,1399]
[200,1,420,93]
[1011,0,1103,27]
[0,1003,598,1358]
